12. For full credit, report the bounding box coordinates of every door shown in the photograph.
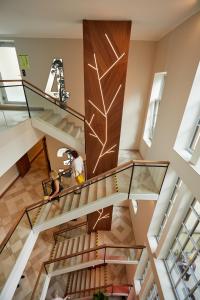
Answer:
[16,153,31,177]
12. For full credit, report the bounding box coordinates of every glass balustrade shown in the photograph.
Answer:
[55,224,87,242]
[105,246,142,262]
[130,164,167,195]
[0,85,29,132]
[45,248,100,274]
[26,162,168,228]
[0,212,31,291]
[24,86,85,146]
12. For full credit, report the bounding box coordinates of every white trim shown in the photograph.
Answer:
[0,231,38,300]
[40,275,51,300]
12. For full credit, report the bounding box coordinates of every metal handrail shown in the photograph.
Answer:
[43,244,145,268]
[0,209,26,253]
[0,79,85,121]
[53,221,87,241]
[66,283,133,296]
[26,159,169,213]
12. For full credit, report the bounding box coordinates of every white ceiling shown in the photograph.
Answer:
[0,0,199,41]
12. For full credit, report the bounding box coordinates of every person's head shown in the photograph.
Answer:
[50,170,59,180]
[71,150,79,159]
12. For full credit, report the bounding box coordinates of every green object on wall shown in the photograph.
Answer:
[18,54,30,69]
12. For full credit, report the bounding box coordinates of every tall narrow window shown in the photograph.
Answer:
[188,117,200,153]
[143,72,166,146]
[174,62,200,173]
[157,177,182,241]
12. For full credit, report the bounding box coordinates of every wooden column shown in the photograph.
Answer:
[83,20,131,232]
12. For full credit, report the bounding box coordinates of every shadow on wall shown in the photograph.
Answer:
[129,200,156,245]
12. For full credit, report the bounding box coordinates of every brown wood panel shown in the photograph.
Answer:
[16,153,30,177]
[87,206,113,233]
[83,20,132,178]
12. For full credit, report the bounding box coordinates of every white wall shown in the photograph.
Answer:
[140,12,200,199]
[14,38,85,115]
[120,41,155,150]
[129,200,156,245]
[0,119,43,176]
[45,135,70,172]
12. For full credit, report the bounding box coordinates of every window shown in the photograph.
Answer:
[157,177,182,240]
[146,282,160,300]
[188,117,200,153]
[165,198,200,300]
[174,62,200,173]
[140,259,150,284]
[143,72,166,146]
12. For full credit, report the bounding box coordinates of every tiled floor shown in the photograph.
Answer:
[0,152,49,243]
[98,206,135,246]
[0,152,49,294]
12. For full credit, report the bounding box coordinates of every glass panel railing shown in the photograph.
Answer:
[54,223,87,242]
[105,246,143,262]
[0,110,7,131]
[44,245,144,275]
[130,164,168,195]
[0,84,26,103]
[24,86,85,145]
[45,248,101,274]
[2,108,29,127]
[0,212,31,291]
[26,162,168,227]
[0,85,29,132]
[30,266,46,300]
[115,165,132,193]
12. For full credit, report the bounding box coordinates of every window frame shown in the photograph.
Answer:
[143,72,167,146]
[164,198,200,300]
[188,117,200,153]
[157,177,182,241]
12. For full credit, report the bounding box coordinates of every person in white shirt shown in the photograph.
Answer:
[71,150,85,193]
[71,150,84,178]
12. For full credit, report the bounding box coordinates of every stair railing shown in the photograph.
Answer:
[43,244,145,273]
[31,244,144,300]
[53,221,88,242]
[25,159,169,225]
[65,283,133,298]
[0,79,85,121]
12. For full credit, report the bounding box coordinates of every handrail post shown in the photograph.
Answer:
[22,81,31,118]
[25,209,32,229]
[128,162,135,198]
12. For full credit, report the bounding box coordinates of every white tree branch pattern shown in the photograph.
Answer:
[92,209,110,230]
[86,33,125,174]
